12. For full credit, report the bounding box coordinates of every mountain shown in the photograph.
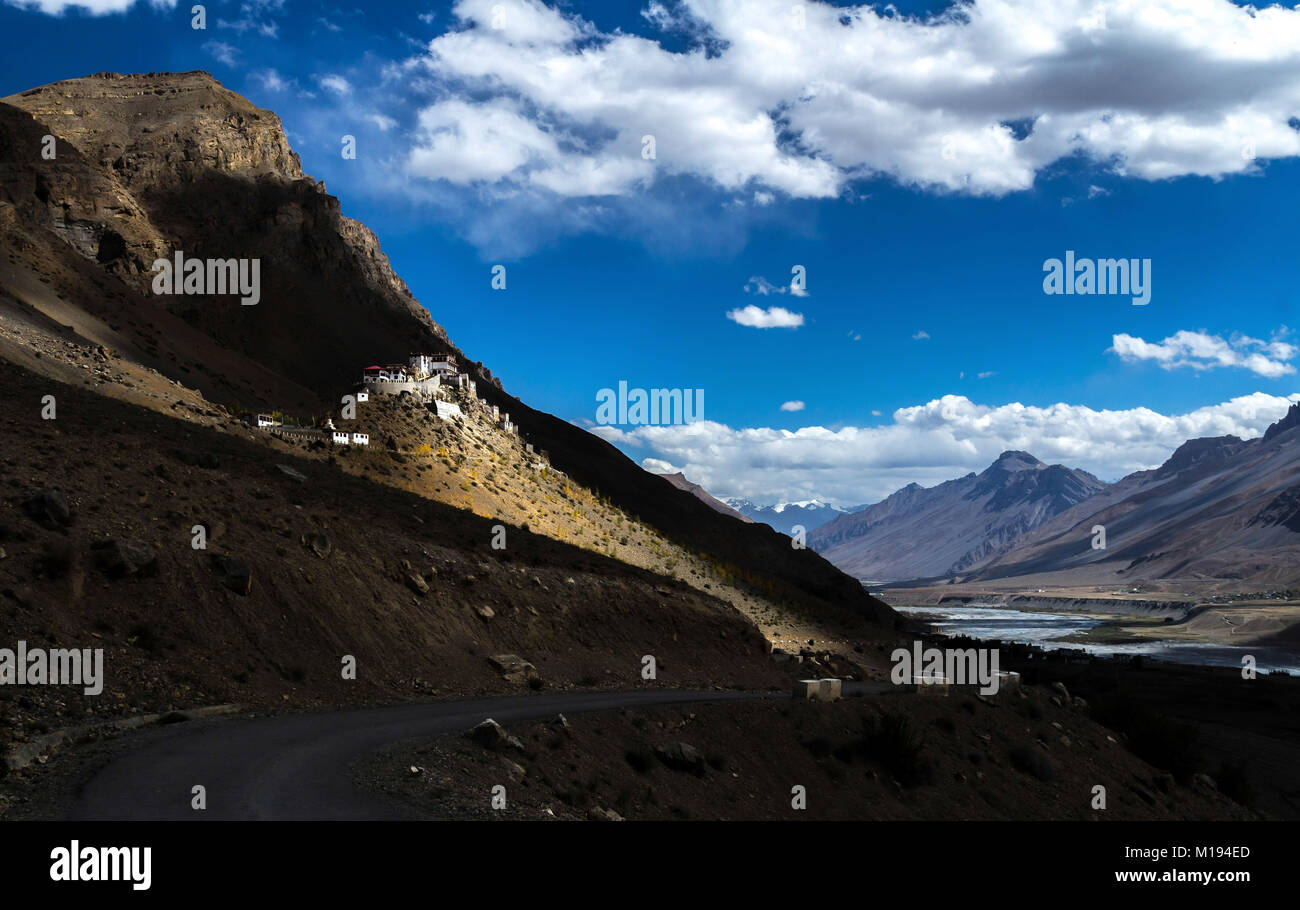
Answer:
[0,71,895,636]
[658,472,753,523]
[967,407,1300,588]
[0,71,450,416]
[726,498,861,535]
[808,451,1108,583]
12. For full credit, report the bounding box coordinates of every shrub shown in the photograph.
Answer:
[1092,695,1202,782]
[862,712,932,787]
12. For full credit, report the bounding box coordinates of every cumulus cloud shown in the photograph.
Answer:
[1109,329,1297,378]
[318,74,353,96]
[401,0,1300,209]
[912,330,930,340]
[780,400,806,412]
[726,304,804,329]
[590,391,1300,505]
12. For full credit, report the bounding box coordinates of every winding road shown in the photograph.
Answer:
[63,689,770,820]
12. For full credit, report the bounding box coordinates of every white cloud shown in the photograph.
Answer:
[318,74,353,96]
[204,41,239,67]
[401,0,1300,210]
[726,304,804,329]
[217,0,283,38]
[642,457,681,474]
[1109,329,1297,378]
[744,274,808,297]
[978,371,997,379]
[780,400,806,412]
[912,330,930,340]
[593,392,1300,506]
[254,69,288,92]
[5,0,173,13]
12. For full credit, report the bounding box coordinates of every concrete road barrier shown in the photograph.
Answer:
[914,675,950,696]
[793,678,843,702]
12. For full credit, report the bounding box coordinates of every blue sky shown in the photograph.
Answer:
[4,0,1300,504]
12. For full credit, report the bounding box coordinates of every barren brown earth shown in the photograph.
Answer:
[360,688,1253,821]
[0,357,790,765]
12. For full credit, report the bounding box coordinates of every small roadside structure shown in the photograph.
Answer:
[793,678,842,702]
[332,430,350,445]
[350,433,370,446]
[914,674,950,697]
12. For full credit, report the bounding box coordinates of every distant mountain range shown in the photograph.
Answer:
[808,451,1106,584]
[724,498,868,535]
[965,405,1300,589]
[802,406,1300,589]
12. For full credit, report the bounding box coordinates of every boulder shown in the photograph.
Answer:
[210,554,252,596]
[488,654,539,685]
[653,741,706,774]
[22,489,71,528]
[405,572,429,595]
[91,539,157,578]
[468,718,509,749]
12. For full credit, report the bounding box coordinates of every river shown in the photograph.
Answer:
[894,603,1300,675]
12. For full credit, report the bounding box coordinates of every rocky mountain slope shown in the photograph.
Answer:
[967,406,1300,588]
[809,451,1108,584]
[657,472,752,523]
[0,358,785,761]
[0,70,894,636]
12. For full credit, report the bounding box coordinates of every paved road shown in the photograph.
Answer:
[66,689,770,820]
